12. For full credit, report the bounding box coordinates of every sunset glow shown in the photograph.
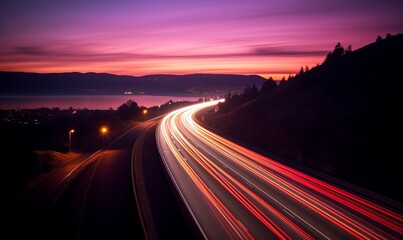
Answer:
[1,0,402,79]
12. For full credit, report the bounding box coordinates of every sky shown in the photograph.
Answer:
[0,0,402,79]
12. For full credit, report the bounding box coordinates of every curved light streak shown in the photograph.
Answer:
[156,100,403,239]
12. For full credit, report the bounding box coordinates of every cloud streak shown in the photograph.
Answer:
[10,43,329,61]
[0,0,402,78]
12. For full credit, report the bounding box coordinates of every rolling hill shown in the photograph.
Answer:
[0,72,265,96]
[202,33,403,203]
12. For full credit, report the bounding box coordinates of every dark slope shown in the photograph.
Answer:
[0,72,265,96]
[203,33,403,203]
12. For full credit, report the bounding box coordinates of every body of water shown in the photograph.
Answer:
[0,95,202,110]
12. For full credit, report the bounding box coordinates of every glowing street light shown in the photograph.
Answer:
[142,109,148,115]
[100,126,108,147]
[101,127,107,134]
[69,129,75,152]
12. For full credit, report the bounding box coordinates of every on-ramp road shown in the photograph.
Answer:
[7,117,195,240]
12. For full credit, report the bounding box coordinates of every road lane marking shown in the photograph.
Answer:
[182,122,331,240]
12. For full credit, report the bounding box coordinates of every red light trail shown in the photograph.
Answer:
[156,100,403,239]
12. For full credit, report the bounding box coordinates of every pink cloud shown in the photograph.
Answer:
[0,0,402,77]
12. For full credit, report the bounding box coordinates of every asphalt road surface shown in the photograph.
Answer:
[156,100,403,239]
[6,101,403,240]
[6,117,196,240]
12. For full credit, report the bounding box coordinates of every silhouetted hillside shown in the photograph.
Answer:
[203,33,403,203]
[0,72,265,96]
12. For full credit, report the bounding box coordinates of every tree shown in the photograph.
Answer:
[117,100,141,121]
[279,76,287,86]
[325,42,346,63]
[333,42,345,56]
[260,77,277,94]
[345,45,352,54]
[250,83,259,98]
[241,84,259,100]
[287,74,293,81]
[298,66,304,75]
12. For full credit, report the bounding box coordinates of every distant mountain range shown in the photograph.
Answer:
[203,33,403,203]
[0,72,265,96]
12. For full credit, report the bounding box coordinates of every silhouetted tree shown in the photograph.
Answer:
[217,83,261,113]
[325,42,346,63]
[297,66,304,75]
[260,77,277,94]
[333,42,345,56]
[218,92,241,113]
[250,83,259,98]
[345,45,352,54]
[376,35,383,42]
[242,84,259,100]
[117,100,141,121]
[305,65,310,72]
[279,76,287,86]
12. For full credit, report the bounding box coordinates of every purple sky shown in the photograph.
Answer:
[1,0,402,79]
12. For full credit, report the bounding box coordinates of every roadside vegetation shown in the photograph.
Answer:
[0,98,199,199]
[202,33,403,203]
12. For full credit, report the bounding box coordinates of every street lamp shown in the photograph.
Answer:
[100,126,108,147]
[69,129,75,152]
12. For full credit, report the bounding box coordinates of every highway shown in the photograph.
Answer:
[7,117,194,240]
[156,100,403,239]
